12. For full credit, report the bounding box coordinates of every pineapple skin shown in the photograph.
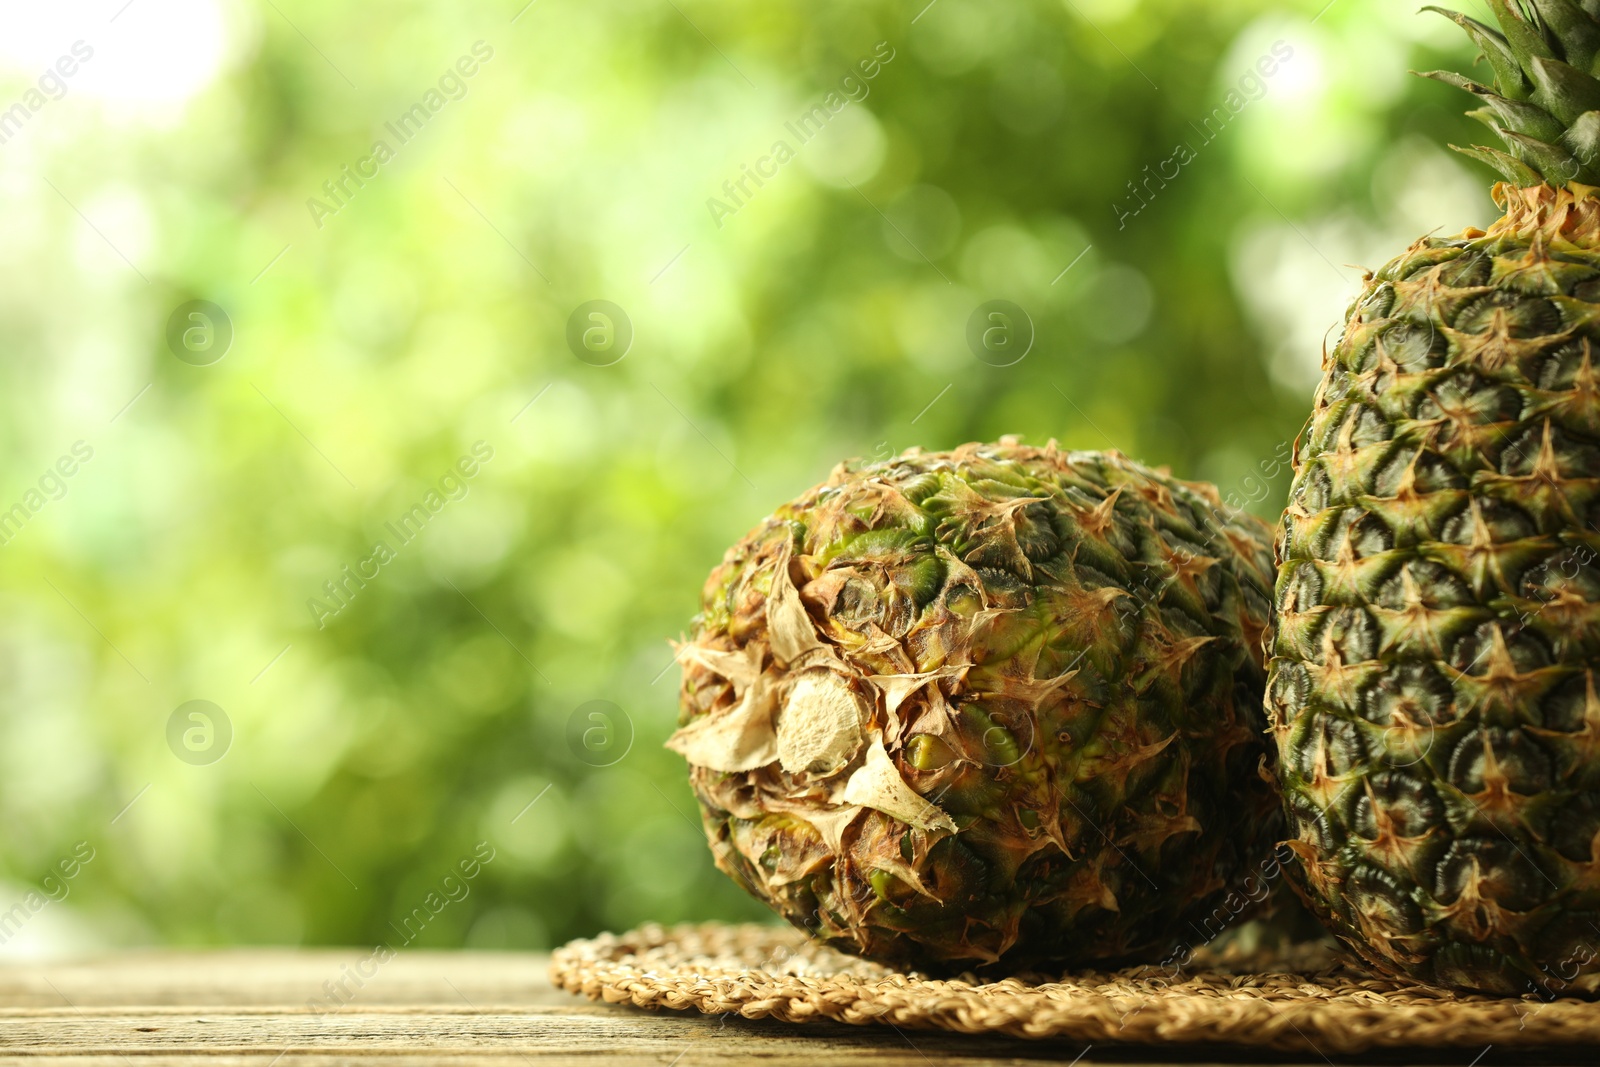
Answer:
[674,440,1282,971]
[1268,185,1600,997]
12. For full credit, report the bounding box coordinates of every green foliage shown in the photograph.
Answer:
[0,0,1483,950]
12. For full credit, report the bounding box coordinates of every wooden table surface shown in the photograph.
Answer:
[0,949,1585,1066]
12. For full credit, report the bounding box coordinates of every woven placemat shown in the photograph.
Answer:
[549,921,1600,1053]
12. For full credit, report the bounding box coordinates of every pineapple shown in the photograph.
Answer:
[670,440,1281,969]
[1268,2,1600,996]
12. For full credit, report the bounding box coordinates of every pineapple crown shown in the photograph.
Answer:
[1425,0,1600,185]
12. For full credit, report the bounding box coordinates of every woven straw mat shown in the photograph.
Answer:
[549,921,1600,1053]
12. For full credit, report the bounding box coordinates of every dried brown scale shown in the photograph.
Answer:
[671,439,1281,970]
[1269,180,1600,996]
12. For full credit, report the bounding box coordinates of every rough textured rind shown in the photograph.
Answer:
[1268,183,1600,997]
[672,439,1280,970]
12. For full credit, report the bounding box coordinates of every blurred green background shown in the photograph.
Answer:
[0,0,1498,954]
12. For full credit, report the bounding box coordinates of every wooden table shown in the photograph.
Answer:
[0,950,1577,1065]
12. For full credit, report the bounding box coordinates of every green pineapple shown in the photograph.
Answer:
[1268,2,1600,996]
[671,439,1281,969]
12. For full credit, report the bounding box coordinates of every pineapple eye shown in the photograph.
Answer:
[901,555,943,606]
[944,583,982,616]
[1375,321,1443,372]
[1535,340,1594,390]
[1012,502,1062,564]
[1541,793,1600,864]
[832,575,883,626]
[1269,661,1311,715]
[1453,292,1562,338]
[906,733,954,770]
[1434,250,1490,288]
[1500,423,1600,479]
[1350,516,1395,556]
[1373,559,1474,608]
[1285,793,1340,852]
[1323,606,1379,662]
[1520,546,1600,601]
[922,837,989,905]
[1351,770,1443,839]
[1433,837,1544,914]
[969,565,1028,606]
[1354,282,1396,320]
[867,868,913,904]
[1286,714,1368,779]
[1416,372,1522,428]
[1448,622,1552,675]
[1438,500,1536,545]
[1308,399,1364,452]
[1369,447,1466,497]
[1273,522,1293,565]
[1539,672,1600,734]
[880,588,916,638]
[1321,368,1354,403]
[896,471,942,505]
[1446,726,1554,796]
[1347,404,1393,447]
[1345,865,1426,929]
[1292,463,1332,512]
[1359,661,1455,730]
[1310,507,1393,560]
[960,704,1027,768]
[837,527,926,558]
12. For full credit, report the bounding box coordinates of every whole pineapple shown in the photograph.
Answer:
[1268,2,1600,997]
[670,439,1281,970]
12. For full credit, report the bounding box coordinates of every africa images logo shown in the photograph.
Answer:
[306,41,495,229]
[705,41,896,229]
[1113,40,1294,229]
[306,442,494,629]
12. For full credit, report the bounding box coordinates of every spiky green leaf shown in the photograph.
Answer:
[1425,70,1567,138]
[1563,107,1600,171]
[1449,141,1545,183]
[1532,55,1600,126]
[1528,0,1600,68]
[1500,125,1585,178]
[1426,6,1530,97]
[1426,2,1600,180]
[1489,0,1557,79]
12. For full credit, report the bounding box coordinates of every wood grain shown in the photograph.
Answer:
[0,950,1574,1065]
